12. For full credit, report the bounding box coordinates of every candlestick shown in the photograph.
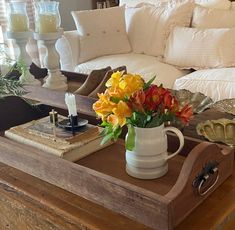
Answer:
[34,29,67,90]
[6,31,41,86]
[49,109,58,124]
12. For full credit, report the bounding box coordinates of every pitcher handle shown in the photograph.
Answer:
[163,126,184,160]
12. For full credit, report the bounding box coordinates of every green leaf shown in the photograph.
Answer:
[101,132,113,145]
[113,126,122,141]
[146,115,163,128]
[125,125,136,151]
[143,76,156,90]
[110,97,120,104]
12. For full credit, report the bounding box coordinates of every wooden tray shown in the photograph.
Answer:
[0,136,233,230]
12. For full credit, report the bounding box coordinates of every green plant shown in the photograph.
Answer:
[0,48,27,98]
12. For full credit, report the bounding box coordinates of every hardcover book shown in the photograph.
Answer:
[5,115,112,162]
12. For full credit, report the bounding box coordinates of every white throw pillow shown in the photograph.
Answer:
[164,27,235,69]
[120,0,159,7]
[173,68,235,102]
[120,0,231,9]
[192,6,235,28]
[71,6,131,63]
[126,1,194,57]
[195,0,231,9]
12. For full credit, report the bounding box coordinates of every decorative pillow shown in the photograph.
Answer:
[120,0,159,7]
[120,0,231,9]
[192,6,235,28]
[71,6,131,63]
[173,68,235,102]
[195,0,231,9]
[164,27,235,69]
[125,0,194,57]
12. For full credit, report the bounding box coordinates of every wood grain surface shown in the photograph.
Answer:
[1,79,235,229]
[0,151,234,230]
[0,135,233,230]
[0,162,149,230]
[24,85,97,119]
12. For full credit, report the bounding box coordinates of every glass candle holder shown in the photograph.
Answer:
[35,1,61,34]
[7,2,29,32]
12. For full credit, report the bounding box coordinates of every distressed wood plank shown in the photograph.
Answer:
[0,162,149,230]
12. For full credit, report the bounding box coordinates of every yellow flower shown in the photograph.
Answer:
[112,101,132,127]
[105,87,126,99]
[105,71,123,88]
[119,74,144,97]
[93,93,116,120]
[107,114,119,126]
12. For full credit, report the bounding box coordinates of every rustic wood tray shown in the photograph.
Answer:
[0,136,233,230]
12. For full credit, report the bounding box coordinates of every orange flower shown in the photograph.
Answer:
[128,89,145,113]
[107,114,119,126]
[176,104,193,125]
[163,92,179,112]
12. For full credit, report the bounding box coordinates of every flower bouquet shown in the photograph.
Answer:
[93,71,193,151]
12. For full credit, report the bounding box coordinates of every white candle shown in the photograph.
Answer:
[38,14,57,33]
[9,13,28,32]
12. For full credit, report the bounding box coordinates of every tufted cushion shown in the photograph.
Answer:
[71,6,131,63]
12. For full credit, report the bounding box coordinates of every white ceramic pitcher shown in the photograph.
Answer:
[125,124,184,179]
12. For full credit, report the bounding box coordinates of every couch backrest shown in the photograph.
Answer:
[119,0,159,6]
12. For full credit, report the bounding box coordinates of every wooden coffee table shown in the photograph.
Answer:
[0,130,234,230]
[0,84,235,229]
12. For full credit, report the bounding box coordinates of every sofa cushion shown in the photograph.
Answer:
[125,0,194,58]
[192,5,235,28]
[71,6,131,63]
[120,0,231,9]
[74,53,189,89]
[173,68,235,102]
[196,0,231,9]
[164,26,235,69]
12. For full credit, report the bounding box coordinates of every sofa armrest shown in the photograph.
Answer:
[56,30,80,71]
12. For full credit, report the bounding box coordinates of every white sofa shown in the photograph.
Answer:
[56,31,189,89]
[56,0,235,102]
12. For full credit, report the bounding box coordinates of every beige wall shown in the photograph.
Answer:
[59,0,93,31]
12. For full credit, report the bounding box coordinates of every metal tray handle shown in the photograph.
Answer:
[198,167,219,196]
[192,161,219,196]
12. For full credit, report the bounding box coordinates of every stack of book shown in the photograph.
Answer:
[5,116,112,162]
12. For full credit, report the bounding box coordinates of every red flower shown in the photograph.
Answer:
[176,104,193,125]
[145,85,168,111]
[163,92,179,112]
[128,89,145,113]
